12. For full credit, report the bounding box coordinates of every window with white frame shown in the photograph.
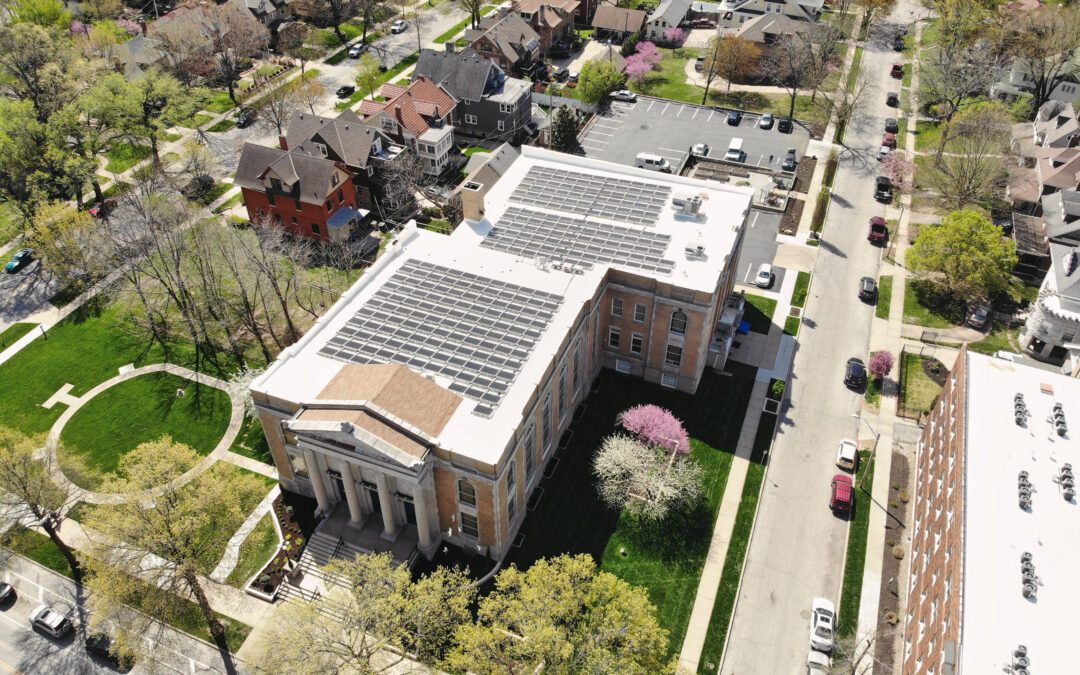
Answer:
[630,332,643,355]
[634,302,647,323]
[661,372,678,388]
[465,114,477,125]
[506,460,516,496]
[500,102,514,113]
[497,120,505,131]
[382,118,396,133]
[608,327,621,349]
[611,297,623,318]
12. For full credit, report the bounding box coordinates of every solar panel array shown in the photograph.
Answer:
[318,259,562,417]
[483,206,676,275]
[509,165,671,225]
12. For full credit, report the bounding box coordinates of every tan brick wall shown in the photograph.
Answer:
[475,481,496,547]
[433,466,459,534]
[904,350,967,675]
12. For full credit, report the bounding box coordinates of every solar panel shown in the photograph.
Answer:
[482,206,676,275]
[509,166,671,225]
[318,259,562,417]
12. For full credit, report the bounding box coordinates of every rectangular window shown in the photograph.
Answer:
[543,395,553,449]
[500,102,514,113]
[270,177,282,192]
[267,193,276,206]
[291,216,298,225]
[465,114,477,124]
[497,120,505,131]
[507,460,516,493]
[661,372,678,388]
[460,512,479,537]
[458,480,476,506]
[508,495,516,523]
[287,451,308,477]
[558,366,568,420]
[573,343,581,392]
[665,344,683,367]
[295,199,302,211]
[634,302,647,323]
[312,223,321,235]
[608,327,621,349]
[631,332,643,355]
[524,426,536,480]
[338,189,344,201]
[615,358,631,373]
[611,297,623,318]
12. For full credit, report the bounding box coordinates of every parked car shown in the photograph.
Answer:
[844,357,867,389]
[695,54,706,71]
[568,70,579,83]
[691,143,710,157]
[886,91,899,107]
[830,474,854,513]
[727,110,742,125]
[885,117,899,133]
[836,439,858,471]
[882,132,897,148]
[390,19,408,33]
[348,43,366,58]
[86,632,135,671]
[759,112,774,129]
[877,144,892,161]
[781,148,798,172]
[868,216,888,244]
[810,597,837,651]
[690,18,716,28]
[874,176,893,203]
[29,605,73,639]
[755,263,773,288]
[235,107,257,128]
[4,248,34,274]
[777,116,793,133]
[0,581,14,602]
[553,66,569,82]
[890,63,903,78]
[858,276,877,301]
[807,650,832,674]
[894,33,905,51]
[610,89,637,102]
[336,85,355,98]
[967,303,991,329]
[89,198,117,218]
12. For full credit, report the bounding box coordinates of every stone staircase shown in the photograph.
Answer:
[277,528,371,619]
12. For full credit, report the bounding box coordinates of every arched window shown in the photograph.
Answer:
[458,480,476,506]
[670,310,688,334]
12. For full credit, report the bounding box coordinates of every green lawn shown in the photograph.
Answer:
[920,19,939,47]
[463,147,491,157]
[317,22,365,48]
[744,294,777,335]
[0,322,36,349]
[212,192,245,214]
[0,525,72,574]
[175,113,212,130]
[165,133,183,143]
[207,119,236,133]
[876,276,893,320]
[900,353,944,416]
[59,371,232,489]
[434,5,495,43]
[783,316,801,337]
[229,414,273,465]
[903,279,963,328]
[226,514,279,588]
[697,462,766,673]
[865,376,882,407]
[104,143,153,173]
[201,91,236,114]
[0,203,25,248]
[967,323,1019,355]
[496,364,757,657]
[914,119,943,152]
[846,47,864,94]
[791,271,811,308]
[191,182,233,207]
[838,450,874,639]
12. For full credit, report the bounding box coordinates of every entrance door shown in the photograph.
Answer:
[332,476,345,502]
[403,501,417,526]
[369,487,382,513]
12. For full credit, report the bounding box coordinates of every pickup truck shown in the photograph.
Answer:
[868,216,888,243]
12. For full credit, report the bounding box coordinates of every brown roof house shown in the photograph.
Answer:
[357,77,457,176]
[513,0,579,52]
[465,10,542,77]
[591,6,647,40]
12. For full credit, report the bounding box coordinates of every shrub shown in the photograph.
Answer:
[810,188,830,233]
[823,150,839,187]
[869,351,895,380]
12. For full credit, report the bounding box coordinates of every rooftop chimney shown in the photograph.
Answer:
[461,181,489,221]
[446,42,455,53]
[279,135,288,151]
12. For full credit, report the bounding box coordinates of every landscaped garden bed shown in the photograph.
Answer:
[246,492,313,600]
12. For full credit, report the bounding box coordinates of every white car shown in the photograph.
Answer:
[348,44,365,58]
[836,439,858,471]
[755,263,773,288]
[691,143,710,157]
[810,597,837,652]
[30,605,73,639]
[877,144,892,161]
[759,112,774,129]
[390,19,408,33]
[807,650,831,674]
[610,89,637,102]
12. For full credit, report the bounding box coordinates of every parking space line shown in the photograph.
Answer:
[588,130,614,137]
[645,100,655,112]
[692,108,700,120]
[661,103,670,114]
[707,111,714,122]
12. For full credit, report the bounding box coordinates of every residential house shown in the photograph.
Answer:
[726,12,808,54]
[712,0,823,30]
[465,11,542,78]
[903,347,1080,675]
[1019,244,1080,363]
[228,0,290,30]
[413,47,533,141]
[235,144,364,243]
[590,6,647,40]
[1010,102,1080,214]
[689,1,722,21]
[645,0,692,40]
[358,77,457,176]
[461,142,520,179]
[250,145,753,564]
[1044,189,1080,246]
[513,0,580,52]
[115,34,167,79]
[573,0,600,24]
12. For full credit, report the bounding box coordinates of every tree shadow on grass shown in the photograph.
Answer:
[908,279,967,324]
[617,497,713,565]
[707,91,771,111]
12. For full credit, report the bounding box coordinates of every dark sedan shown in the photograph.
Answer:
[727,110,742,125]
[336,85,355,98]
[844,358,867,389]
[859,276,878,301]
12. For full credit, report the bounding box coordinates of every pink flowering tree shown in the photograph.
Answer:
[634,41,663,68]
[70,20,90,37]
[881,152,916,194]
[619,404,691,455]
[625,54,653,84]
[869,351,895,380]
[117,18,142,35]
[663,26,686,45]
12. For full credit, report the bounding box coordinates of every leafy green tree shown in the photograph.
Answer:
[907,209,1018,303]
[9,0,72,30]
[923,103,1010,210]
[0,22,77,122]
[0,98,50,220]
[550,104,577,151]
[251,553,474,672]
[855,0,896,34]
[354,52,383,100]
[575,60,625,104]
[998,5,1080,112]
[108,69,205,158]
[448,554,673,675]
[27,202,111,288]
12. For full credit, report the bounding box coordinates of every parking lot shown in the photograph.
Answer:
[737,210,787,291]
[579,96,813,174]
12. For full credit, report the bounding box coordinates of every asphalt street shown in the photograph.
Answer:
[0,259,57,328]
[720,3,922,673]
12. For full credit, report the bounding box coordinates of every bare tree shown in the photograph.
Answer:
[294,76,327,115]
[997,5,1080,113]
[278,25,318,76]
[192,2,271,104]
[256,82,302,135]
[239,217,306,346]
[814,64,876,140]
[290,0,362,46]
[761,33,815,119]
[460,0,485,29]
[922,104,1010,211]
[831,628,897,675]
[702,35,760,103]
[152,20,213,87]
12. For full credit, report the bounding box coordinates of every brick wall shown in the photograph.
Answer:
[240,177,360,242]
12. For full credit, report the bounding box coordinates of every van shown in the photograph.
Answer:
[724,138,744,162]
[634,153,670,172]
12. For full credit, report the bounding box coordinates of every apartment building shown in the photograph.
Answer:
[250,146,752,563]
[904,348,1080,674]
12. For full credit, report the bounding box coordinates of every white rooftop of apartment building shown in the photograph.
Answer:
[961,350,1080,672]
[252,146,752,465]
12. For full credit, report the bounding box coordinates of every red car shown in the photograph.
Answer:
[868,216,888,243]
[830,474,854,513]
[890,63,904,78]
[882,132,897,149]
[89,198,117,218]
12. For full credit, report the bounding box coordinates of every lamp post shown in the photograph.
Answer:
[852,412,880,492]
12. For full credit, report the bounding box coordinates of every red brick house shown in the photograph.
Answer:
[513,0,579,52]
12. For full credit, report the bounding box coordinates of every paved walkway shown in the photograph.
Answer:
[211,486,281,584]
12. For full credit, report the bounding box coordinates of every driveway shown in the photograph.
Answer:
[0,258,58,328]
[578,96,811,174]
[720,2,923,673]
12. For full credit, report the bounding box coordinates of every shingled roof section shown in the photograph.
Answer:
[358,76,456,139]
[414,48,500,102]
[284,109,382,170]
[235,143,343,205]
[590,5,646,33]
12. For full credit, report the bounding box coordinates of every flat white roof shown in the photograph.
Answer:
[252,146,751,466]
[961,351,1080,672]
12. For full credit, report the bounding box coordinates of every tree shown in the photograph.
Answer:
[907,209,1018,303]
[702,35,760,102]
[922,103,1009,211]
[0,427,83,582]
[998,5,1080,112]
[0,22,76,122]
[82,438,262,671]
[251,553,474,672]
[448,554,672,675]
[619,404,690,455]
[550,104,577,150]
[294,75,327,115]
[593,434,702,519]
[9,0,72,30]
[27,202,111,288]
[111,69,205,159]
[814,63,875,138]
[855,0,896,34]
[278,25,319,76]
[192,2,270,104]
[256,81,302,135]
[461,0,486,29]
[354,52,383,101]
[79,0,122,21]
[625,41,662,84]
[761,32,815,119]
[662,26,685,45]
[576,59,625,104]
[881,152,915,194]
[868,351,895,380]
[290,0,361,46]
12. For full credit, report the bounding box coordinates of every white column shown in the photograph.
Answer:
[303,448,330,514]
[413,487,434,551]
[338,460,365,528]
[376,472,399,541]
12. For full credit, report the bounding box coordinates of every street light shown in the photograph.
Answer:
[852,413,880,492]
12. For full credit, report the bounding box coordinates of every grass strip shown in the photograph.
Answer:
[207,120,236,133]
[783,316,801,337]
[744,294,777,335]
[846,47,864,94]
[876,276,893,320]
[791,271,810,308]
[225,514,279,588]
[0,322,36,349]
[838,450,875,638]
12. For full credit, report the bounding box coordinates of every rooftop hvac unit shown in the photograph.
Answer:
[1019,471,1029,479]
[1065,464,1073,472]
[1066,488,1076,500]
[1023,582,1038,598]
[1015,645,1028,658]
[684,244,706,258]
[672,194,702,216]
[1019,496,1032,509]
[1021,552,1032,563]
[1022,562,1035,574]
[1015,656,1031,668]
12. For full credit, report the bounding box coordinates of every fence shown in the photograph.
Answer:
[541,94,598,114]
[896,343,948,425]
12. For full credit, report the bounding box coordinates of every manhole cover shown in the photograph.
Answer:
[789,306,803,318]
[799,609,811,620]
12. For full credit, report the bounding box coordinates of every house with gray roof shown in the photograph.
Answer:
[413,47,533,141]
[645,0,692,40]
[712,0,823,30]
[591,6,647,39]
[1043,190,1080,246]
[465,10,542,77]
[228,0,290,29]
[1020,243,1080,364]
